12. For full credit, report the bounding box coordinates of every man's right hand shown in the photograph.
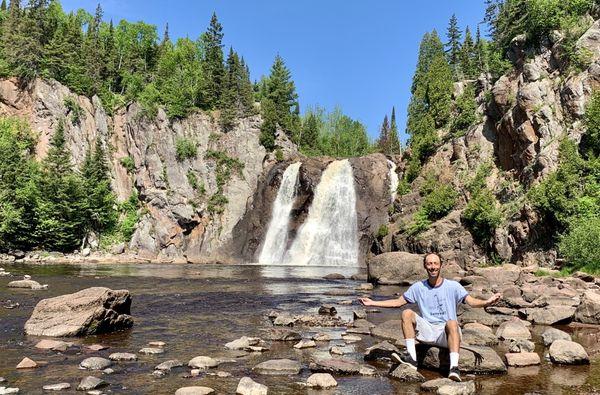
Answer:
[359,297,373,306]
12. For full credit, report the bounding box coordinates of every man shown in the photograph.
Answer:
[359,252,501,382]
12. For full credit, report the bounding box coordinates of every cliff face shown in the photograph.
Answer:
[383,18,600,269]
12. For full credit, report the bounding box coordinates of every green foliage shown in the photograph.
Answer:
[200,12,225,109]
[446,14,462,73]
[263,55,300,138]
[407,208,432,236]
[175,138,197,161]
[559,217,600,272]
[204,150,243,214]
[186,170,205,195]
[274,148,284,161]
[120,156,135,173]
[451,85,478,137]
[462,187,503,244]
[396,177,411,196]
[64,96,83,124]
[259,98,277,151]
[376,224,389,239]
[100,190,141,248]
[420,183,458,221]
[376,107,402,155]
[583,91,600,158]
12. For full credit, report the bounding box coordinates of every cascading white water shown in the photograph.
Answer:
[387,159,399,203]
[283,159,359,266]
[258,162,302,264]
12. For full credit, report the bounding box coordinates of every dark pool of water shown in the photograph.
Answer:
[0,263,599,394]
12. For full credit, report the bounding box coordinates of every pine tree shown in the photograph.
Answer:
[239,57,256,116]
[475,25,487,75]
[451,84,478,136]
[83,4,104,95]
[265,55,299,137]
[0,0,6,11]
[220,48,239,131]
[426,53,454,127]
[259,98,277,150]
[377,115,390,154]
[388,107,401,155]
[460,26,477,79]
[446,14,462,77]
[201,12,225,109]
[299,111,320,154]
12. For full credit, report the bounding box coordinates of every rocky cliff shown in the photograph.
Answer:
[380,18,600,269]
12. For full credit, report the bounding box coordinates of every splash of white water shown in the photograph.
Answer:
[283,159,359,266]
[387,159,399,203]
[258,162,302,264]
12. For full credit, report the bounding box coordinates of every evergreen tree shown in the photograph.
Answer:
[446,14,462,77]
[377,114,390,153]
[265,55,299,138]
[201,12,225,109]
[388,107,401,155]
[259,98,277,150]
[460,26,477,79]
[451,84,478,136]
[83,3,104,95]
[411,30,445,95]
[426,54,453,127]
[0,0,6,11]
[299,111,320,154]
[36,119,88,251]
[238,57,256,116]
[474,25,487,75]
[220,47,239,131]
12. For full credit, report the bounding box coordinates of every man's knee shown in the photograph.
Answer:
[401,309,415,322]
[445,320,459,333]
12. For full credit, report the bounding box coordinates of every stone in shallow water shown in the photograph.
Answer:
[174,387,214,395]
[437,381,476,395]
[312,332,331,342]
[8,279,43,289]
[252,359,302,375]
[77,376,106,391]
[87,344,109,351]
[506,339,535,353]
[109,352,137,361]
[541,327,571,347]
[16,357,37,369]
[34,339,70,351]
[225,336,261,350]
[389,364,425,382]
[42,383,70,391]
[236,377,268,395]
[341,333,361,343]
[188,356,219,369]
[462,328,498,346]
[307,373,337,388]
[421,378,455,391]
[155,359,183,371]
[548,340,589,365]
[323,273,345,280]
[318,305,337,315]
[294,339,316,349]
[264,328,301,341]
[364,340,401,361]
[309,358,375,375]
[0,387,19,394]
[419,345,507,374]
[79,357,113,370]
[139,347,164,355]
[148,341,165,347]
[496,318,531,340]
[505,352,540,367]
[371,320,404,343]
[330,345,351,355]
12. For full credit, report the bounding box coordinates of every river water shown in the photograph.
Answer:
[0,263,598,394]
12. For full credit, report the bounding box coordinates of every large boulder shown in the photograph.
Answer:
[548,340,589,365]
[574,290,600,324]
[24,287,133,336]
[389,364,425,382]
[368,251,424,285]
[419,345,506,374]
[495,318,531,340]
[521,306,575,325]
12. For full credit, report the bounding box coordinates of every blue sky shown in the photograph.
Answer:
[60,1,488,142]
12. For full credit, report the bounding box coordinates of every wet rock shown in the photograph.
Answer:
[420,345,507,374]
[318,305,337,316]
[462,328,498,346]
[25,287,133,337]
[341,333,361,343]
[151,370,166,378]
[548,340,589,365]
[293,339,316,349]
[76,376,106,391]
[306,373,337,388]
[368,251,423,285]
[139,347,164,355]
[0,387,19,394]
[358,283,373,291]
[421,378,455,392]
[506,339,535,353]
[389,364,425,382]
[2,300,18,309]
[522,306,575,325]
[236,377,268,395]
[574,290,600,324]
[108,353,137,361]
[246,346,269,352]
[505,352,540,367]
[364,340,401,361]
[79,357,113,370]
[264,328,301,341]
[155,359,183,371]
[541,327,571,346]
[273,313,295,326]
[330,345,349,355]
[309,358,376,375]
[42,383,71,391]
[16,357,37,369]
[312,332,331,341]
[188,356,219,369]
[110,243,125,255]
[34,339,70,351]
[437,381,476,395]
[346,326,371,335]
[323,273,345,280]
[253,359,301,375]
[102,368,114,375]
[294,313,346,327]
[148,341,166,347]
[496,318,531,340]
[353,309,367,320]
[225,336,261,349]
[351,273,368,281]
[8,279,43,289]
[371,319,404,343]
[87,344,109,351]
[459,308,509,326]
[174,387,214,395]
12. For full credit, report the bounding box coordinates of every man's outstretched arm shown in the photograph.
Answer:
[464,293,502,308]
[359,295,409,308]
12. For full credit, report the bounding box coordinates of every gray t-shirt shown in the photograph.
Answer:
[403,279,469,325]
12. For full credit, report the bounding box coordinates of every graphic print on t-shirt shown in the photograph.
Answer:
[430,293,447,318]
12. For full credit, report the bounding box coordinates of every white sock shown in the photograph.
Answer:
[450,352,460,368]
[405,338,416,360]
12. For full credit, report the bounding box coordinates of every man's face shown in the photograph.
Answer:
[424,254,442,278]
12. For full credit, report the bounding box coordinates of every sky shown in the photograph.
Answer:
[60,1,488,143]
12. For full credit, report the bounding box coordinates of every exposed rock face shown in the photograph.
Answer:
[574,290,600,324]
[24,287,133,336]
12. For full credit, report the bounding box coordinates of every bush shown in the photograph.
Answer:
[421,184,458,221]
[450,85,477,137]
[462,188,503,243]
[64,97,83,124]
[187,170,205,195]
[397,177,411,196]
[559,217,600,272]
[407,208,432,236]
[275,148,284,161]
[120,156,135,173]
[584,91,600,157]
[175,138,197,161]
[376,224,389,239]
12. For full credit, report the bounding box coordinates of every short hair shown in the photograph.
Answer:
[423,252,442,264]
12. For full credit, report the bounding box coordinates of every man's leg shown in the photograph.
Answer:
[445,320,461,381]
[401,309,417,361]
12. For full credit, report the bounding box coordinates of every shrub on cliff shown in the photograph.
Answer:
[175,138,198,161]
[462,187,503,244]
[560,217,600,272]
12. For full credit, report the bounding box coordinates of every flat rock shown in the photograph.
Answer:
[329,345,349,355]
[174,387,214,395]
[34,339,70,351]
[148,341,166,347]
[419,345,507,374]
[367,251,424,285]
[42,383,71,391]
[139,347,164,355]
[505,352,540,367]
[309,358,376,375]
[462,328,498,346]
[357,283,374,291]
[421,378,455,391]
[389,364,425,382]
[462,323,493,332]
[506,339,535,353]
[312,333,331,342]
[236,377,268,395]
[273,313,295,326]
[294,339,316,349]
[24,287,133,337]
[77,376,106,391]
[264,328,301,341]
[341,333,361,343]
[459,308,510,326]
[80,357,112,370]
[16,357,37,369]
[548,340,589,364]
[323,273,345,280]
[8,279,43,289]
[437,381,476,395]
[87,344,108,351]
[353,309,367,320]
[188,356,219,369]
[252,359,301,375]
[496,318,531,340]
[523,306,575,325]
[0,388,19,394]
[108,353,137,361]
[225,336,261,349]
[155,359,183,371]
[541,327,571,346]
[364,340,401,361]
[307,373,337,388]
[371,319,404,343]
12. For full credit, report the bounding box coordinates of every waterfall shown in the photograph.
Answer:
[258,162,302,264]
[387,159,399,203]
[283,159,359,266]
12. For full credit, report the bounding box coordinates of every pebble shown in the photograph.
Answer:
[148,341,166,347]
[102,368,115,375]
[35,339,70,352]
[152,370,167,378]
[42,383,70,391]
[77,376,106,391]
[174,387,214,395]
[16,357,37,369]
[79,357,113,370]
[87,344,108,351]
[139,347,164,355]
